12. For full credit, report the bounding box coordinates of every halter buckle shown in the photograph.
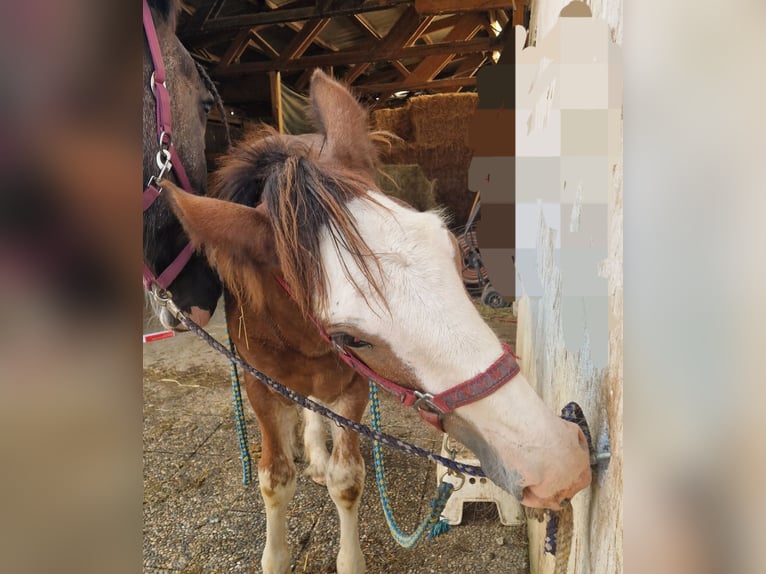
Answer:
[412,391,443,415]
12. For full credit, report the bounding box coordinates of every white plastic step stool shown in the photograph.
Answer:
[436,435,524,526]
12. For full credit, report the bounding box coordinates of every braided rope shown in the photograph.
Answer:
[221,296,253,485]
[368,380,454,548]
[537,401,591,572]
[170,307,486,477]
[552,502,573,574]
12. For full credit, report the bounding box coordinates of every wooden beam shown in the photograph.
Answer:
[269,71,284,133]
[348,6,431,86]
[512,0,526,27]
[391,60,411,78]
[452,53,488,77]
[250,31,281,59]
[350,13,381,40]
[201,0,412,32]
[415,0,515,15]
[401,15,484,87]
[355,76,477,94]
[370,5,432,56]
[422,14,462,36]
[280,18,331,62]
[345,63,371,84]
[214,36,498,77]
[216,29,253,68]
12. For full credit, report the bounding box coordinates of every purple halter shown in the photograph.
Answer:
[142,0,197,291]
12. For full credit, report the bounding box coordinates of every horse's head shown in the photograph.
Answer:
[163,70,591,510]
[142,0,221,329]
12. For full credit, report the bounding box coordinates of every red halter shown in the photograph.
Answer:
[142,0,197,291]
[274,276,520,432]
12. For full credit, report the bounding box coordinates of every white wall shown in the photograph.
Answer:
[515,2,622,572]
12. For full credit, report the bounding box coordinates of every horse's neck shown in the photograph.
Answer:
[224,281,329,359]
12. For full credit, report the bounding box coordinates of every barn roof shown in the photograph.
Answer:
[178,0,528,122]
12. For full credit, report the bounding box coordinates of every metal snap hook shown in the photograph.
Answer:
[155,148,172,180]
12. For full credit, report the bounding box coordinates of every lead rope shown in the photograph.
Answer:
[222,296,253,485]
[369,380,454,548]
[525,401,592,573]
[155,291,486,476]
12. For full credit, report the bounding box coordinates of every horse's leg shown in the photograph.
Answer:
[244,374,298,574]
[303,406,330,485]
[326,380,367,574]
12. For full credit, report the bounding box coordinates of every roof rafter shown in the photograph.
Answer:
[214,34,498,77]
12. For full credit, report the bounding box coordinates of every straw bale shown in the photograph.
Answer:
[378,165,437,212]
[371,106,412,141]
[378,140,416,165]
[413,144,476,227]
[408,93,478,146]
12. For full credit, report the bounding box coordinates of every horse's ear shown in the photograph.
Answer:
[309,69,376,175]
[163,180,274,267]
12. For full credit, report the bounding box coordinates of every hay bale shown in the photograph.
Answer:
[378,140,415,165]
[371,106,412,141]
[378,164,437,212]
[408,93,478,147]
[413,144,476,227]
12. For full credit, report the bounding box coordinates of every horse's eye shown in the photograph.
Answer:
[202,97,214,115]
[332,333,372,350]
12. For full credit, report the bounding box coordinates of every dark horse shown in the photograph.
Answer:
[142,0,221,328]
[163,70,592,574]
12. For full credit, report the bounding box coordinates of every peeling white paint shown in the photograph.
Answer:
[515,3,622,573]
[569,183,583,233]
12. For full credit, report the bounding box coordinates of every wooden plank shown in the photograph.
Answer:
[250,31,281,59]
[345,63,371,84]
[280,18,331,62]
[269,71,284,134]
[355,76,477,94]
[512,0,526,27]
[422,14,463,35]
[402,15,484,87]
[391,60,411,78]
[216,29,253,68]
[214,36,498,77]
[452,53,488,77]
[369,5,430,56]
[415,0,515,15]
[351,13,381,40]
[201,0,412,32]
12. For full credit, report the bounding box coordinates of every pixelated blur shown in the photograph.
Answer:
[627,1,766,573]
[0,1,141,572]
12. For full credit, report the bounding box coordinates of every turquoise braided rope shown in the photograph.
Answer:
[368,380,454,548]
[222,297,252,485]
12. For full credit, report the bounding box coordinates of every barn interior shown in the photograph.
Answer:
[177,0,529,230]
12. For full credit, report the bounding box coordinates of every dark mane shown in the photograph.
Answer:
[211,125,385,317]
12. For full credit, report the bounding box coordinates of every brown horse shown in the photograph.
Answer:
[164,70,591,574]
[142,0,221,329]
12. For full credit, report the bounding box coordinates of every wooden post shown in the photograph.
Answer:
[269,71,284,134]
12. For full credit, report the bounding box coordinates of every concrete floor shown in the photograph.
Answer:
[143,300,528,573]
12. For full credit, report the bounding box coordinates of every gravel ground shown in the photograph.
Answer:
[143,300,528,573]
